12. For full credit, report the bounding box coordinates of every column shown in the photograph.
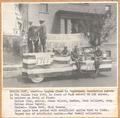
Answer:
[67,19,72,34]
[60,18,65,34]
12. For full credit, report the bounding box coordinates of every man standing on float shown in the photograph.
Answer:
[28,21,34,53]
[38,20,47,52]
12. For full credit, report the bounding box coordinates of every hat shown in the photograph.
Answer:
[39,19,45,24]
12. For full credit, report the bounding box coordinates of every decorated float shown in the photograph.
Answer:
[22,34,112,83]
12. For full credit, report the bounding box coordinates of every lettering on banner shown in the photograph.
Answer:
[36,54,53,65]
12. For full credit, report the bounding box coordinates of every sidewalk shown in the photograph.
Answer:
[3,64,22,71]
[3,50,22,71]
[3,50,22,65]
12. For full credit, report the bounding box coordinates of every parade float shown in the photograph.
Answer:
[22,34,112,83]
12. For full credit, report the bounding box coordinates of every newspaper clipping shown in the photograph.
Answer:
[2,2,118,118]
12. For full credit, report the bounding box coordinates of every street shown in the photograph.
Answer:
[3,63,117,87]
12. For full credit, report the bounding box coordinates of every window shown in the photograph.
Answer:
[39,4,48,14]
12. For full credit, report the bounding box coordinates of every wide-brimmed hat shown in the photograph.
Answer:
[39,19,45,24]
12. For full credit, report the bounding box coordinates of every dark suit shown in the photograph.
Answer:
[28,26,34,52]
[34,39,39,52]
[71,48,81,71]
[94,49,102,73]
[38,24,47,52]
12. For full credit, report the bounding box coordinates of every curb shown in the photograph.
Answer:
[3,64,22,71]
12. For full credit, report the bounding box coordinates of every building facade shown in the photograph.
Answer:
[26,3,116,33]
[2,3,117,61]
[2,4,23,36]
[24,3,118,61]
[3,3,117,36]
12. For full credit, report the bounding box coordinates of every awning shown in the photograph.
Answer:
[56,10,104,21]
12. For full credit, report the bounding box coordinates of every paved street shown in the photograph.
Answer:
[3,63,117,87]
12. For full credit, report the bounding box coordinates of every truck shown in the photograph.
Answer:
[22,34,112,83]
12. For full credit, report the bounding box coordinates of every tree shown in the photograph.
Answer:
[100,8,116,44]
[88,5,116,47]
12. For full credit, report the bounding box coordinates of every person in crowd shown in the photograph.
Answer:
[37,20,47,52]
[28,22,34,53]
[94,46,103,75]
[53,48,61,55]
[62,46,69,56]
[71,46,81,71]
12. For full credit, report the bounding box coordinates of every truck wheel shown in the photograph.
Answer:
[31,77,44,83]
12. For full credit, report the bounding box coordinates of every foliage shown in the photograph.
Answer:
[88,6,116,47]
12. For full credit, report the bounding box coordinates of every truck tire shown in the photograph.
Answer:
[31,77,44,83]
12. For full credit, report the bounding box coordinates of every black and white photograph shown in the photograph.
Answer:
[2,2,118,87]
